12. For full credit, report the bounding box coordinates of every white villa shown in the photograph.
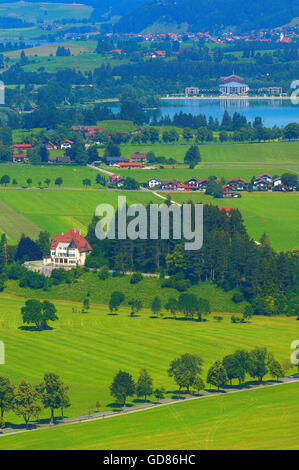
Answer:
[43,228,92,267]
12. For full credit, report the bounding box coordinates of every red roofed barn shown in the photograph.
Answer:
[43,228,92,267]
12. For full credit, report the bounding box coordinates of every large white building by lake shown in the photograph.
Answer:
[219,75,249,96]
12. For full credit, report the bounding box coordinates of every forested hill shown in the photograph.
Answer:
[115,0,299,33]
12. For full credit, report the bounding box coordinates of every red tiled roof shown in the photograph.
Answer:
[119,162,142,167]
[12,144,32,148]
[51,229,92,253]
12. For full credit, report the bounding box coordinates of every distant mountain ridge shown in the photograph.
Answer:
[114,0,299,33]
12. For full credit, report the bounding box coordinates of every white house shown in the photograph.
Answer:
[43,228,92,267]
[60,140,74,150]
[148,177,161,188]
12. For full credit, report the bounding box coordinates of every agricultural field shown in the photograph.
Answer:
[0,163,104,189]
[168,192,299,252]
[1,381,298,450]
[0,189,159,242]
[0,2,93,24]
[0,188,298,251]
[113,140,299,166]
[0,293,297,426]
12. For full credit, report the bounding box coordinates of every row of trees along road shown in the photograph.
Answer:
[109,348,292,406]
[0,373,70,429]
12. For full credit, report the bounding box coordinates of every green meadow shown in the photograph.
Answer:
[0,188,297,251]
[0,163,102,189]
[168,192,299,252]
[0,293,297,427]
[0,189,159,242]
[1,382,298,450]
[114,140,299,165]
[0,2,93,24]
[4,271,247,313]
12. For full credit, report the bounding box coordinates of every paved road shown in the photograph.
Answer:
[1,377,298,438]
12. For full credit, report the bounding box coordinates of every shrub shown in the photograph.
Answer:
[7,262,26,280]
[130,273,143,284]
[232,292,244,303]
[98,267,109,280]
[19,270,46,289]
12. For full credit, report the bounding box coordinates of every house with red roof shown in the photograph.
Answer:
[43,228,92,267]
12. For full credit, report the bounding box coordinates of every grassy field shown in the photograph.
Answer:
[0,189,159,241]
[114,140,299,166]
[167,192,299,252]
[0,2,93,24]
[0,163,102,189]
[4,271,247,313]
[1,382,298,450]
[0,293,297,427]
[0,188,297,250]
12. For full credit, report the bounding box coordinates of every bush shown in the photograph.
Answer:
[130,273,143,284]
[98,267,109,280]
[6,262,26,280]
[161,277,191,292]
[19,270,46,289]
[231,315,240,323]
[232,292,244,303]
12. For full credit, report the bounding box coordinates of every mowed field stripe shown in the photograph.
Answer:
[0,199,41,241]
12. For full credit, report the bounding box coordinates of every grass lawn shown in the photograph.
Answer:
[0,382,298,450]
[0,189,160,241]
[0,293,297,428]
[0,188,297,250]
[4,271,247,313]
[167,192,299,252]
[0,163,103,189]
[115,140,299,166]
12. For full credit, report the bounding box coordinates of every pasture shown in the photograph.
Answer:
[0,188,297,250]
[0,2,93,24]
[0,382,298,449]
[0,188,159,242]
[168,192,299,252]
[0,293,297,426]
[0,163,103,189]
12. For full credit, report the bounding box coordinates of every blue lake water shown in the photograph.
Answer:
[155,99,299,128]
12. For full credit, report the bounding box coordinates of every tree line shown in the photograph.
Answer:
[86,203,299,317]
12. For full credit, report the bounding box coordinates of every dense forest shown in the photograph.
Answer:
[85,204,299,317]
[115,0,299,33]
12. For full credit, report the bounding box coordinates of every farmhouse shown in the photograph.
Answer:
[118,161,143,169]
[106,156,127,166]
[60,140,74,150]
[11,144,32,151]
[148,177,162,188]
[252,177,271,190]
[43,228,92,267]
[106,174,126,188]
[130,153,147,163]
[225,178,247,191]
[45,142,57,150]
[13,154,29,164]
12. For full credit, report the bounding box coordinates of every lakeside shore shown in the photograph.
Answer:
[161,95,293,100]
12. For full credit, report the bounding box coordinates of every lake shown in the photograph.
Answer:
[151,99,299,128]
